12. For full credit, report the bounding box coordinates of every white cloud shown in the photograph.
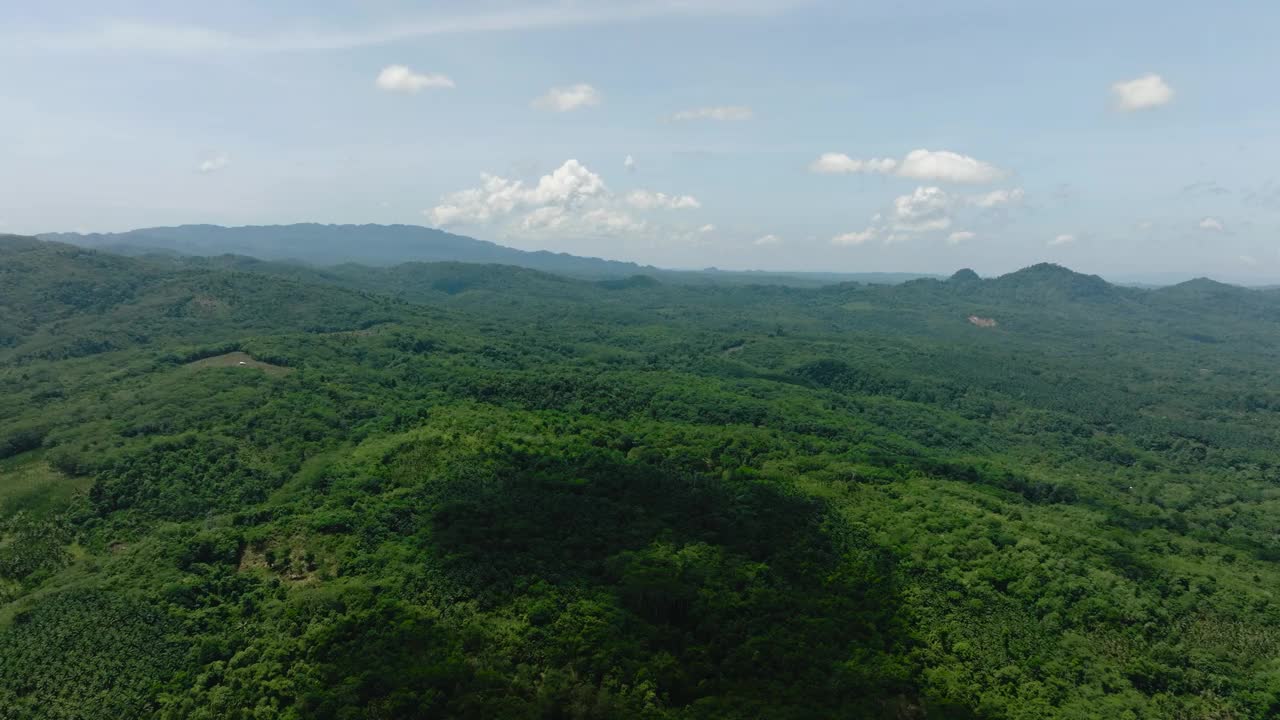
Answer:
[427,159,607,226]
[831,185,972,247]
[891,186,952,232]
[579,208,645,234]
[898,217,952,233]
[670,105,753,121]
[517,204,644,236]
[1199,216,1225,232]
[699,224,716,233]
[623,154,636,172]
[809,149,1002,183]
[897,149,1004,184]
[970,188,1024,208]
[520,205,568,231]
[1048,233,1075,246]
[528,159,608,203]
[375,64,454,93]
[754,234,782,246]
[197,153,229,173]
[1111,73,1174,112]
[532,83,600,112]
[625,190,701,210]
[1240,254,1259,266]
[1137,220,1154,230]
[427,158,711,243]
[946,231,976,245]
[809,153,898,175]
[893,186,949,219]
[831,229,876,246]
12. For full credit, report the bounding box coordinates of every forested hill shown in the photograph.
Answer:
[38,223,938,286]
[3,235,1280,718]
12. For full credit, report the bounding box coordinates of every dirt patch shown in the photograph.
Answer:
[967,315,998,328]
[185,351,293,376]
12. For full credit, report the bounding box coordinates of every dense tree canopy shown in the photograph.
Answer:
[2,236,1280,718]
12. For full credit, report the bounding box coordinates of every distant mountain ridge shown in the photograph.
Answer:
[39,223,657,278]
[38,224,938,286]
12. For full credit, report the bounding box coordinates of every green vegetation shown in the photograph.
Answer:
[3,235,1280,718]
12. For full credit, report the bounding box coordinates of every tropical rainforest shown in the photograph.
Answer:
[2,233,1279,719]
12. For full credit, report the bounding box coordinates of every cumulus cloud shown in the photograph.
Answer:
[891,186,952,232]
[1199,217,1225,232]
[516,204,644,235]
[809,149,1003,183]
[623,154,636,172]
[670,106,753,121]
[375,64,454,93]
[946,231,976,245]
[198,153,229,173]
[699,224,716,233]
[578,208,645,234]
[519,205,568,231]
[1048,233,1075,246]
[970,188,1024,208]
[625,190,700,210]
[427,158,711,242]
[754,234,782,246]
[832,185,971,247]
[1111,73,1173,111]
[427,159,606,226]
[532,83,600,111]
[831,229,876,246]
[897,149,1004,183]
[809,153,898,175]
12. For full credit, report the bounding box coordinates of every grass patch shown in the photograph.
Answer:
[0,454,90,517]
[185,351,292,377]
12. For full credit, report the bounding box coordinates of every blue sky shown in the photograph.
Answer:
[1,1,1277,280]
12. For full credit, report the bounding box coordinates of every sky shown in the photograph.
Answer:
[1,0,1278,281]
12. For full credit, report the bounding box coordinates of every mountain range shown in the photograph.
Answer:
[38,224,938,287]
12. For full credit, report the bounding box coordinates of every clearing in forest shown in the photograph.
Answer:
[185,351,292,376]
[0,456,91,516]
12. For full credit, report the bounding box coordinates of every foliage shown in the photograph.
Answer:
[3,235,1280,718]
